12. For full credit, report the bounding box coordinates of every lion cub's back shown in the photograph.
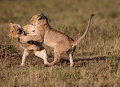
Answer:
[44,29,74,47]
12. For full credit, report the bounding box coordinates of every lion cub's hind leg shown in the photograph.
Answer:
[66,46,76,67]
[46,43,66,66]
[66,50,74,67]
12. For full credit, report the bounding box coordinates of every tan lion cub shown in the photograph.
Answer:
[19,13,94,67]
[9,23,50,66]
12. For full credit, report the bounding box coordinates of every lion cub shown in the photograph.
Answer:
[19,13,94,67]
[9,23,50,66]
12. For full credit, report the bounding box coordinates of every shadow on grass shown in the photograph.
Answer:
[59,56,108,63]
[46,55,108,67]
[60,56,108,67]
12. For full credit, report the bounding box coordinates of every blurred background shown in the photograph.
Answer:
[0,0,120,57]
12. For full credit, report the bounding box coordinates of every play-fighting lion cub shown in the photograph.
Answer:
[19,13,94,67]
[8,23,50,66]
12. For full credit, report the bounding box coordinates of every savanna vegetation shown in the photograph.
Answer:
[0,0,120,87]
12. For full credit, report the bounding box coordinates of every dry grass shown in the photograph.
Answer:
[0,0,120,87]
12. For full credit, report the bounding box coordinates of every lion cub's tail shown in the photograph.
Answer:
[72,14,94,47]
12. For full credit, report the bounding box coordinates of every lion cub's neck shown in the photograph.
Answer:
[42,23,52,31]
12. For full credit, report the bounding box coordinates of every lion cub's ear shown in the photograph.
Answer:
[13,24,21,29]
[40,13,44,15]
[39,13,48,21]
[9,23,14,27]
[37,13,44,20]
[9,23,21,29]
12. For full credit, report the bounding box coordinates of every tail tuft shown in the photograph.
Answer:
[91,14,95,18]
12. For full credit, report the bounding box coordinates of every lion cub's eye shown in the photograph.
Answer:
[33,30,35,32]
[11,31,13,33]
[32,24,34,25]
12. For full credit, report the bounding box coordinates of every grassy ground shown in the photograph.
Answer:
[0,0,120,87]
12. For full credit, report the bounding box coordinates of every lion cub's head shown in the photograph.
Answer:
[8,23,23,39]
[29,13,48,26]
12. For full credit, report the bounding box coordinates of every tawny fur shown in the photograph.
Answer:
[19,13,94,67]
[8,23,50,66]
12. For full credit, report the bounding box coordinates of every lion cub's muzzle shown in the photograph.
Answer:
[17,28,23,35]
